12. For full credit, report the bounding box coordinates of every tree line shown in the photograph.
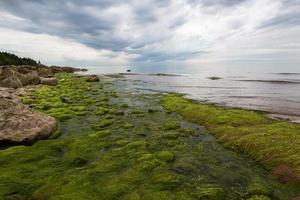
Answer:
[0,52,39,66]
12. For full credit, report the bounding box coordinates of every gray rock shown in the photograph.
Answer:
[0,66,40,88]
[0,89,59,146]
[40,77,58,86]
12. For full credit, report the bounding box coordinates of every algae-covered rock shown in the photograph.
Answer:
[0,90,58,146]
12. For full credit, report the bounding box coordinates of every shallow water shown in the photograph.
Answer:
[1,75,300,199]
[82,64,300,123]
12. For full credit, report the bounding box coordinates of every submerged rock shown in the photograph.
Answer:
[0,88,58,147]
[207,76,223,80]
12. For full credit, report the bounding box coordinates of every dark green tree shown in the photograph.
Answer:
[0,52,38,66]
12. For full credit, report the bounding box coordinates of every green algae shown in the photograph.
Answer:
[22,73,93,120]
[157,151,174,162]
[162,121,181,130]
[1,75,300,199]
[247,195,271,200]
[191,185,225,200]
[122,123,134,129]
[162,94,300,181]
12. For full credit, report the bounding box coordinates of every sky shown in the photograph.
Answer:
[0,0,299,69]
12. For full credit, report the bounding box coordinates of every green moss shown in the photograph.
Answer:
[137,156,161,172]
[96,106,108,115]
[88,130,112,138]
[162,94,300,177]
[107,108,116,114]
[246,183,271,196]
[178,128,195,137]
[122,123,134,129]
[157,151,174,162]
[21,73,93,121]
[2,75,298,199]
[162,121,180,130]
[247,195,271,200]
[174,156,200,172]
[192,185,225,200]
[125,140,149,149]
[21,97,34,104]
[150,169,180,189]
[49,126,61,139]
[163,131,179,139]
[142,191,175,200]
[92,119,114,130]
[125,192,141,200]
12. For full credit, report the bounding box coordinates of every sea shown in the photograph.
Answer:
[80,64,300,123]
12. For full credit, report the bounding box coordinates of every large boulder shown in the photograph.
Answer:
[40,77,58,86]
[0,66,40,88]
[0,66,25,88]
[20,70,40,85]
[0,88,59,147]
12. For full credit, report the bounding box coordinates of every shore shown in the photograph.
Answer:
[114,72,300,124]
[0,73,300,199]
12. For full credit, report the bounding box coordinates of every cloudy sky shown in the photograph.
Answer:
[0,0,299,69]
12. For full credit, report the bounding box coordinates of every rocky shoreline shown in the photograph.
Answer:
[0,65,98,147]
[0,74,299,199]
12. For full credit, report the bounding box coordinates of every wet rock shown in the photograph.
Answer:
[85,75,99,82]
[0,89,58,147]
[40,77,58,86]
[207,76,223,80]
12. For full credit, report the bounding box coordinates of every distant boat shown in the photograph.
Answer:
[127,69,131,72]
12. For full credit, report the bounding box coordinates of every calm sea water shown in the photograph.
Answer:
[82,64,300,123]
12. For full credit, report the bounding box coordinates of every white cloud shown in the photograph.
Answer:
[0,27,134,67]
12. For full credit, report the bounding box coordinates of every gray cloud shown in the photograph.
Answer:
[0,0,299,66]
[188,0,247,7]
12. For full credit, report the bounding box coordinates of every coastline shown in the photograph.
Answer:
[116,72,300,124]
[1,73,300,199]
